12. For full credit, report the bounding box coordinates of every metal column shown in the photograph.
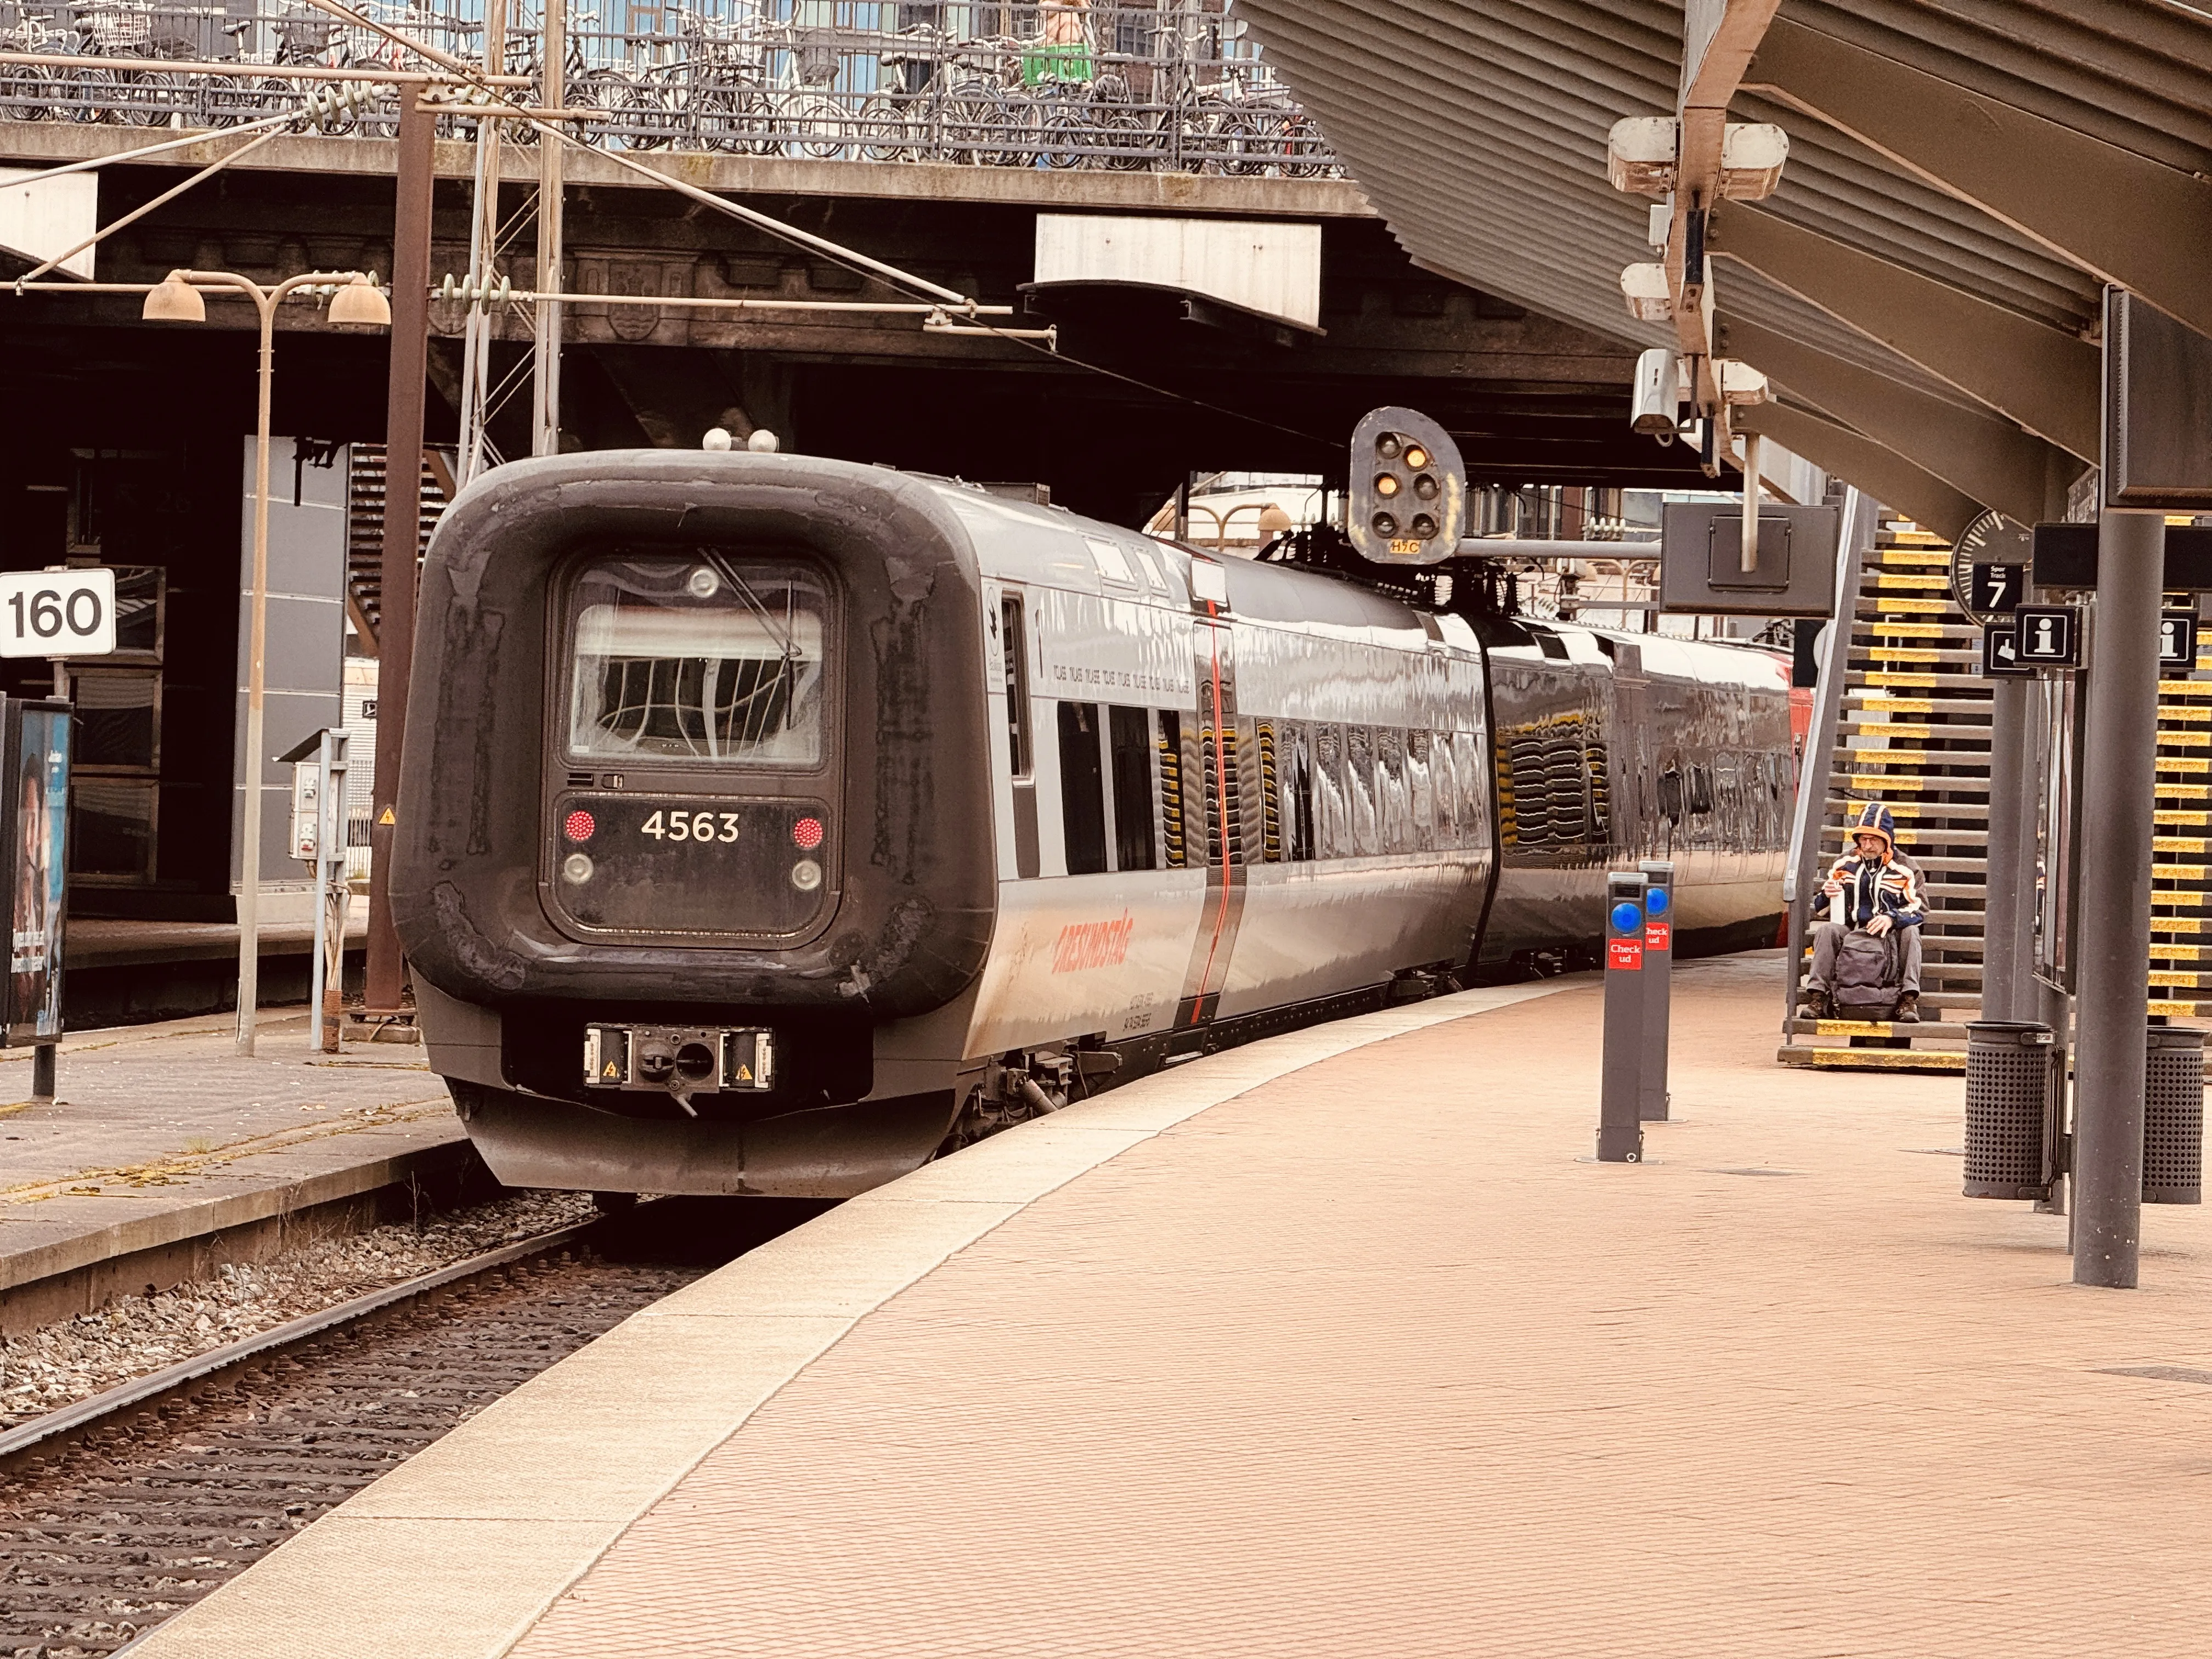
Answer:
[1982,678,2030,1022]
[364,81,433,1017]
[532,0,565,457]
[1639,859,1674,1121]
[1598,872,1647,1163]
[2071,511,2164,1288]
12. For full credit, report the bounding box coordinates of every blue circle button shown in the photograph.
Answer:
[1610,901,1643,934]
[1646,887,1671,916]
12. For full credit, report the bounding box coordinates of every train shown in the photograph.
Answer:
[390,451,1796,1200]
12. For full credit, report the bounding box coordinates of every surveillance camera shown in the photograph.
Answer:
[1631,347,1683,435]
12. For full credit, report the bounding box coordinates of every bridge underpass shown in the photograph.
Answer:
[1,131,1716,524]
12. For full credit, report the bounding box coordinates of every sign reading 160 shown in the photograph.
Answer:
[641,809,740,844]
[0,568,117,661]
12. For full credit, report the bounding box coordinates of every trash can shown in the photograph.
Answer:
[1964,1020,2052,1199]
[2143,1025,2204,1206]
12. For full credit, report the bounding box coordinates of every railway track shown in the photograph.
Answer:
[0,1195,825,1658]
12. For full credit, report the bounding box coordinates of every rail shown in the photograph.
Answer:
[0,0,1341,176]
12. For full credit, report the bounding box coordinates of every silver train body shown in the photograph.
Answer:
[392,453,1793,1198]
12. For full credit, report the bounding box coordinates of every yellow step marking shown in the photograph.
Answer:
[2150,971,2206,988]
[2158,759,2212,775]
[2153,943,2208,960]
[1861,622,1951,639]
[1873,573,1950,589]
[1842,775,1937,791]
[2159,680,2211,696]
[1863,598,1953,616]
[1884,539,1950,555]
[2160,706,2212,723]
[2157,810,2211,826]
[1863,672,1942,687]
[2159,730,2212,747]
[1854,698,1937,714]
[1850,723,1937,739]
[1867,650,1943,664]
[2152,916,2212,934]
[1804,1049,1967,1071]
[2153,864,2207,881]
[2151,1000,2206,1017]
[2155,837,2211,853]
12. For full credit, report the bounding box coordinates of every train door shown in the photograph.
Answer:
[985,580,1041,879]
[1173,618,1246,1027]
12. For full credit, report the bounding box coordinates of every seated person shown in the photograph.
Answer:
[1804,802,1925,1023]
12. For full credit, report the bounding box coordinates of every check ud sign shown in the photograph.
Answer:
[0,569,116,659]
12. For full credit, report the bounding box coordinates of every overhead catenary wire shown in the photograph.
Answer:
[13,125,290,288]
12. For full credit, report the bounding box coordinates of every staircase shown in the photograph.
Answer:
[344,444,450,651]
[1780,518,1989,1070]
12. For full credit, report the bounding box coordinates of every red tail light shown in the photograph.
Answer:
[564,809,596,843]
[792,816,825,850]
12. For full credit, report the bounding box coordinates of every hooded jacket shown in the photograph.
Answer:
[1827,802,1924,930]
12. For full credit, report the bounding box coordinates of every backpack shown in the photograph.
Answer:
[1831,929,1903,1021]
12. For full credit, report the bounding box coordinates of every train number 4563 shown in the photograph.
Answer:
[640,809,741,844]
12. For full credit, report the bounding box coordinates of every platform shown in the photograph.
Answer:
[0,1009,468,1332]
[129,952,2212,1658]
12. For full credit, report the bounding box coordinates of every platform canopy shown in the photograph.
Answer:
[1235,0,2212,539]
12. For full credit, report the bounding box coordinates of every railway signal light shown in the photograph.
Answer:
[1347,407,1466,567]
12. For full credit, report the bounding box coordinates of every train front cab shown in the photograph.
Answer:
[390,452,998,1197]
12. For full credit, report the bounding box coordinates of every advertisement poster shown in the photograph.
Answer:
[8,702,70,1042]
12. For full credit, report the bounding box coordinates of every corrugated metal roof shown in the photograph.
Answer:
[1237,0,2212,529]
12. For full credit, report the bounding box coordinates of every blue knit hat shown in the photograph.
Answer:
[1847,801,1896,855]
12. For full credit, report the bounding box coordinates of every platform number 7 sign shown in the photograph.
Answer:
[2160,610,2199,670]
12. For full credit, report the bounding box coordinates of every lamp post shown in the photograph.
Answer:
[142,269,392,1056]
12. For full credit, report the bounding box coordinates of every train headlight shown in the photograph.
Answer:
[791,859,822,891]
[687,566,721,599]
[562,853,594,884]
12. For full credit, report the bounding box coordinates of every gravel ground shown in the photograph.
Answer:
[0,1191,596,1430]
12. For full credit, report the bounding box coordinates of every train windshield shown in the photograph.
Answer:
[566,557,827,767]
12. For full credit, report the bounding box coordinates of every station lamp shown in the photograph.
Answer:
[142,270,205,323]
[1346,405,1466,567]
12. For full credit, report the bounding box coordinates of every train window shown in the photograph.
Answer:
[1286,724,1317,862]
[1378,728,1411,853]
[1455,731,1488,854]
[1658,765,1685,823]
[1058,702,1108,876]
[1313,723,1348,859]
[1406,730,1435,849]
[1001,592,1032,778]
[1431,731,1456,847]
[1688,763,1714,816]
[566,557,827,767]
[1255,721,1284,862]
[1108,706,1156,871]
[1157,710,1188,867]
[1587,738,1610,843]
[1345,725,1379,856]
